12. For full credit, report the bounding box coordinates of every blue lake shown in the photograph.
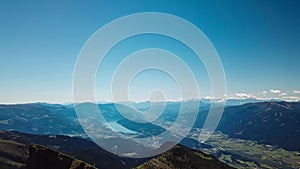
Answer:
[107,121,137,134]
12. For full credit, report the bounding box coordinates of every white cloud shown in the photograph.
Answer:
[258,91,268,96]
[203,96,215,100]
[282,96,300,101]
[235,93,254,98]
[279,93,288,96]
[270,89,281,94]
[294,90,300,94]
[220,90,300,102]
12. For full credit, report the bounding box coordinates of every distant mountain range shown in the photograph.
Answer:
[1,100,300,151]
[118,98,283,107]
[0,103,84,136]
[0,100,299,168]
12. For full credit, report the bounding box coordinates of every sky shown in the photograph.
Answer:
[0,0,300,103]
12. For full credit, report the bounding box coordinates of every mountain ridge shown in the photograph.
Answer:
[0,130,234,169]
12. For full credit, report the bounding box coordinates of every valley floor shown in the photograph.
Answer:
[188,130,300,169]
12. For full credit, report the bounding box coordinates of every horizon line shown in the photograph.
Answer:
[0,97,299,105]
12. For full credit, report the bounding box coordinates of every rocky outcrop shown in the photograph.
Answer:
[27,144,97,169]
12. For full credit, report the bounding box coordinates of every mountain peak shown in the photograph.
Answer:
[136,144,235,169]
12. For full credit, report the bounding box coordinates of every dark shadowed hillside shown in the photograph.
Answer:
[217,101,300,151]
[193,101,300,151]
[0,130,235,169]
[27,144,96,169]
[0,130,141,169]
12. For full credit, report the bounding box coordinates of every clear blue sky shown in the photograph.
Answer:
[0,0,300,103]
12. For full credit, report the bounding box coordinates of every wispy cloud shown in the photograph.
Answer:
[258,91,268,96]
[294,90,300,94]
[279,92,288,96]
[270,89,281,94]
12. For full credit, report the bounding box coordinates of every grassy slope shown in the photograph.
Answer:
[0,139,28,169]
